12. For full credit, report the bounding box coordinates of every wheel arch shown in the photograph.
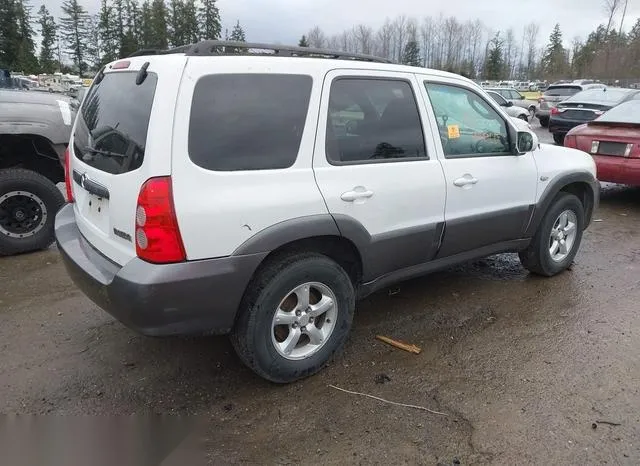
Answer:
[525,172,599,236]
[0,133,65,184]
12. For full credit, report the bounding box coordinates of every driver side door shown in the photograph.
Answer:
[420,79,538,258]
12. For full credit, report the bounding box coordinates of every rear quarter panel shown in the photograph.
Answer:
[171,57,330,260]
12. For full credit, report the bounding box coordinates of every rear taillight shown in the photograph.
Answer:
[64,147,74,203]
[135,177,186,264]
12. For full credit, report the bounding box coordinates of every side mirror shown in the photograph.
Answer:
[506,101,514,107]
[516,131,536,153]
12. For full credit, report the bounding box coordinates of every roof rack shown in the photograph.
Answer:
[128,40,393,63]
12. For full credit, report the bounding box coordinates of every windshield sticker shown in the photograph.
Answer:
[447,124,460,139]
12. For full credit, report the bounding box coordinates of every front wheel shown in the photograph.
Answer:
[519,193,585,277]
[0,169,65,256]
[231,253,355,383]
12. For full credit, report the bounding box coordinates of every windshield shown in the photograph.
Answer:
[566,89,632,104]
[544,86,581,97]
[73,71,157,174]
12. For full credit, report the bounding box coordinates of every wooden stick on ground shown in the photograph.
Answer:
[329,385,447,416]
[375,335,422,354]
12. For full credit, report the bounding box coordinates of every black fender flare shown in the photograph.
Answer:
[524,171,600,237]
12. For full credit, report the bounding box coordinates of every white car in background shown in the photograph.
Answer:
[486,90,530,121]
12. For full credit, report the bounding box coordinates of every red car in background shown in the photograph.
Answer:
[564,100,640,186]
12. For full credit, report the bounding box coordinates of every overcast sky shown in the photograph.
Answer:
[44,0,640,48]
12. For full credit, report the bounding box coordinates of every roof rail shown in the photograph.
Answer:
[129,40,393,63]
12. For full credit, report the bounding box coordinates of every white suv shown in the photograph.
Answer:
[55,41,599,383]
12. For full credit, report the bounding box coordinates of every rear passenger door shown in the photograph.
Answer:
[313,70,446,282]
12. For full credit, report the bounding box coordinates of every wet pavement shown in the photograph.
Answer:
[1,123,639,464]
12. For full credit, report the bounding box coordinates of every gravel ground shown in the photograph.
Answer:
[1,121,639,465]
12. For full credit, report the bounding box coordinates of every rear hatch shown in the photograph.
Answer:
[69,55,187,265]
[539,85,581,109]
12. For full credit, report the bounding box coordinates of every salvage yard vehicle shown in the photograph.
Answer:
[536,82,606,128]
[549,87,640,145]
[55,41,600,383]
[486,90,530,121]
[0,70,71,255]
[564,100,640,186]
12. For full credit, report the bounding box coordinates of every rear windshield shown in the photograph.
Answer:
[544,86,581,97]
[565,88,632,104]
[73,71,157,174]
[188,74,312,171]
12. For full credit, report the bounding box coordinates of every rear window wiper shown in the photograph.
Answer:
[80,146,127,158]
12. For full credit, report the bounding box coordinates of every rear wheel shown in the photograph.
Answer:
[553,133,565,145]
[231,253,355,383]
[0,169,65,256]
[519,193,584,277]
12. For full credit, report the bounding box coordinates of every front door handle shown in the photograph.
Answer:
[453,175,479,187]
[341,187,374,202]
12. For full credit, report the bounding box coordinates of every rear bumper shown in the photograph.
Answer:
[55,204,266,336]
[549,118,587,135]
[594,156,640,186]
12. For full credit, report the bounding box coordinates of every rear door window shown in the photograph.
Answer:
[74,71,157,174]
[188,74,313,171]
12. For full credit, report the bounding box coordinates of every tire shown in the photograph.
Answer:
[519,193,585,277]
[539,117,549,128]
[231,252,356,383]
[553,133,565,145]
[0,168,65,256]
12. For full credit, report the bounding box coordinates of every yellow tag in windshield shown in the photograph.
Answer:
[447,125,460,139]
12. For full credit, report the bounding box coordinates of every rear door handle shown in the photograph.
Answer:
[341,188,374,202]
[453,175,478,187]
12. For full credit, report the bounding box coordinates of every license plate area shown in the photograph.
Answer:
[597,141,628,157]
[79,194,110,233]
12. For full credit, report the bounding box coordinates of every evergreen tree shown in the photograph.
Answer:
[139,0,153,48]
[199,0,220,40]
[182,0,199,44]
[99,0,119,64]
[298,35,309,47]
[484,32,505,80]
[86,14,101,70]
[402,40,420,66]
[229,20,246,42]
[169,0,184,46]
[60,0,91,75]
[0,0,20,69]
[120,0,140,57]
[38,5,57,73]
[149,0,168,48]
[14,0,38,72]
[541,24,568,78]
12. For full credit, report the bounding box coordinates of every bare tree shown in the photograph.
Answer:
[377,18,393,60]
[420,17,435,66]
[619,0,629,35]
[524,22,540,78]
[604,0,621,35]
[354,24,374,54]
[392,15,408,62]
[307,26,326,48]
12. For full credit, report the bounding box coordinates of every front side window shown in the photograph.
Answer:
[189,74,312,171]
[326,78,427,163]
[424,83,511,158]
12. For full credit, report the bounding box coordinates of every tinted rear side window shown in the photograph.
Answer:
[74,72,157,174]
[189,74,313,171]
